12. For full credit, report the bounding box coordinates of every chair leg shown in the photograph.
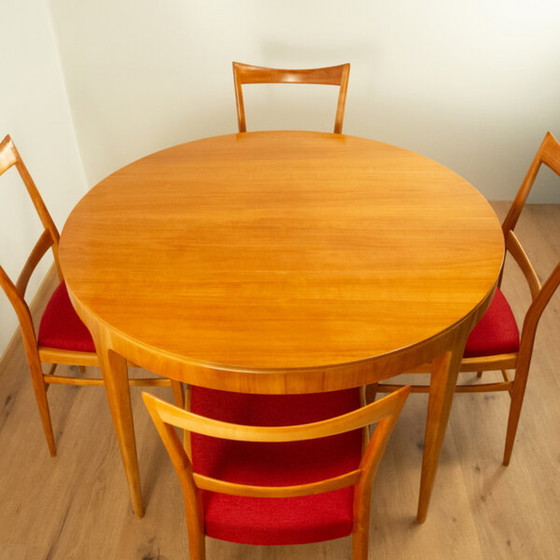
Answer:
[171,380,185,409]
[183,384,192,457]
[28,363,57,456]
[502,368,530,466]
[359,386,370,449]
[365,383,378,404]
[186,518,206,560]
[351,523,370,560]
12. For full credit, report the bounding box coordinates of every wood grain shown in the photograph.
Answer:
[59,132,504,390]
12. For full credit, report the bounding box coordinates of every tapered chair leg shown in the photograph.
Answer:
[28,363,56,456]
[352,525,370,560]
[187,532,206,560]
[171,380,185,409]
[365,383,379,404]
[503,370,530,466]
[182,384,193,457]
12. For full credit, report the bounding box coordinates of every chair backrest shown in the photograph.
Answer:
[232,61,350,134]
[501,131,560,360]
[143,385,410,552]
[0,135,62,350]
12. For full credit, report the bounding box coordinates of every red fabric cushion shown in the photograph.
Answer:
[38,282,95,353]
[190,387,363,545]
[463,288,520,358]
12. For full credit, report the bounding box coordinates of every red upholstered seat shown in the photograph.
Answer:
[463,288,520,358]
[38,282,96,352]
[190,387,363,545]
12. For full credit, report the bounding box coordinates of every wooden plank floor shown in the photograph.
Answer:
[1,202,559,559]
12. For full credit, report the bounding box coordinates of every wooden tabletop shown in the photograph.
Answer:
[59,131,504,391]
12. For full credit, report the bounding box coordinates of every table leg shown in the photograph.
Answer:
[98,346,144,518]
[416,349,461,523]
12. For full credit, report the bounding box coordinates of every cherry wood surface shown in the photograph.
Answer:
[60,131,503,383]
[58,131,504,520]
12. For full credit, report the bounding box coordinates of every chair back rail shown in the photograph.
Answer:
[232,61,350,133]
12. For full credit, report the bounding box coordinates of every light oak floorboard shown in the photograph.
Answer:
[0,202,559,559]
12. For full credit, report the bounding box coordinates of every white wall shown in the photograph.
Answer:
[48,0,560,200]
[2,0,560,355]
[0,0,87,354]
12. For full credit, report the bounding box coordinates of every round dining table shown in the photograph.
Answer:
[59,131,504,521]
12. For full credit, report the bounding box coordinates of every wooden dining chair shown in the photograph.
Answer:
[143,384,410,560]
[0,134,184,457]
[232,61,350,134]
[369,131,560,466]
